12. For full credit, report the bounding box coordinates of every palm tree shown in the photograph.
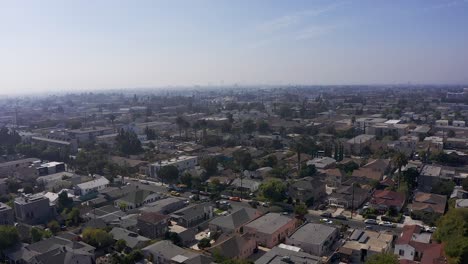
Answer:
[392,152,408,189]
[175,116,186,138]
[291,139,305,177]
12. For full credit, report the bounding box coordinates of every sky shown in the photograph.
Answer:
[1,0,468,94]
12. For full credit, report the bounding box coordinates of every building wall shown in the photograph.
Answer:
[394,244,415,260]
[0,205,14,225]
[14,198,51,225]
[138,220,168,239]
[245,219,296,248]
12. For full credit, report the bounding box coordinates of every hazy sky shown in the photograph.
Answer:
[1,0,468,94]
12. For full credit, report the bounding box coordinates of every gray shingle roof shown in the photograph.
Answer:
[288,223,337,245]
[245,213,294,234]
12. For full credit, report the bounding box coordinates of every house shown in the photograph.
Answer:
[5,235,95,264]
[0,202,14,225]
[351,159,390,182]
[84,205,127,224]
[289,177,326,205]
[370,190,406,213]
[327,183,370,209]
[171,203,214,228]
[307,157,336,170]
[410,192,447,216]
[209,207,262,234]
[339,230,393,263]
[37,171,84,191]
[231,178,261,193]
[142,240,210,264]
[0,158,40,178]
[345,134,376,155]
[149,155,198,178]
[395,225,445,262]
[255,245,323,264]
[109,227,151,249]
[140,197,187,214]
[208,233,257,260]
[114,189,161,210]
[244,213,297,248]
[14,193,52,225]
[418,165,452,192]
[324,168,346,188]
[137,212,169,239]
[67,126,114,144]
[76,176,110,196]
[286,223,338,256]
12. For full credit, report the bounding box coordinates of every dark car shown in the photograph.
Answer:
[320,212,332,218]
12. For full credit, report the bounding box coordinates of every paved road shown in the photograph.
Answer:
[305,214,402,234]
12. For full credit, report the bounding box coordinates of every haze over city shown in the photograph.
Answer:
[1,0,468,94]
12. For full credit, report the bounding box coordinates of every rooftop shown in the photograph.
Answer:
[245,213,294,234]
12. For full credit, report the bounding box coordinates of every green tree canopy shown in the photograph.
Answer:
[197,238,211,249]
[82,228,114,248]
[200,156,218,176]
[433,208,468,264]
[365,252,398,264]
[158,165,179,184]
[259,179,287,202]
[0,226,19,251]
[116,129,143,155]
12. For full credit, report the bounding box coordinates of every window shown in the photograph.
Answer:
[399,249,405,256]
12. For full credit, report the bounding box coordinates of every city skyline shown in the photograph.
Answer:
[1,0,468,94]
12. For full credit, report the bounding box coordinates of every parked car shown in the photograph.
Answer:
[320,218,333,225]
[379,221,395,228]
[260,202,270,207]
[365,225,373,230]
[320,212,332,218]
[425,226,437,233]
[220,194,230,199]
[229,196,241,202]
[170,191,180,196]
[364,219,378,225]
[334,215,347,221]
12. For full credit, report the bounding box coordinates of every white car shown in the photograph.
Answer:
[379,221,395,228]
[364,219,378,225]
[320,218,333,225]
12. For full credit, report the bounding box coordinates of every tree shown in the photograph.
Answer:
[402,167,419,191]
[197,238,211,249]
[31,227,51,242]
[176,116,187,137]
[200,157,218,176]
[433,208,468,264]
[242,119,256,134]
[233,150,252,171]
[291,139,305,177]
[294,203,308,219]
[179,172,193,188]
[365,252,398,264]
[391,152,408,189]
[66,207,81,226]
[448,130,456,138]
[259,179,286,202]
[462,177,468,191]
[257,120,270,134]
[47,220,61,234]
[0,226,19,251]
[116,129,143,155]
[115,239,127,252]
[299,164,317,177]
[432,180,455,196]
[57,191,73,212]
[82,228,114,248]
[158,165,179,184]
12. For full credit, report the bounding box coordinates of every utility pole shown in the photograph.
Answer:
[351,182,355,219]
